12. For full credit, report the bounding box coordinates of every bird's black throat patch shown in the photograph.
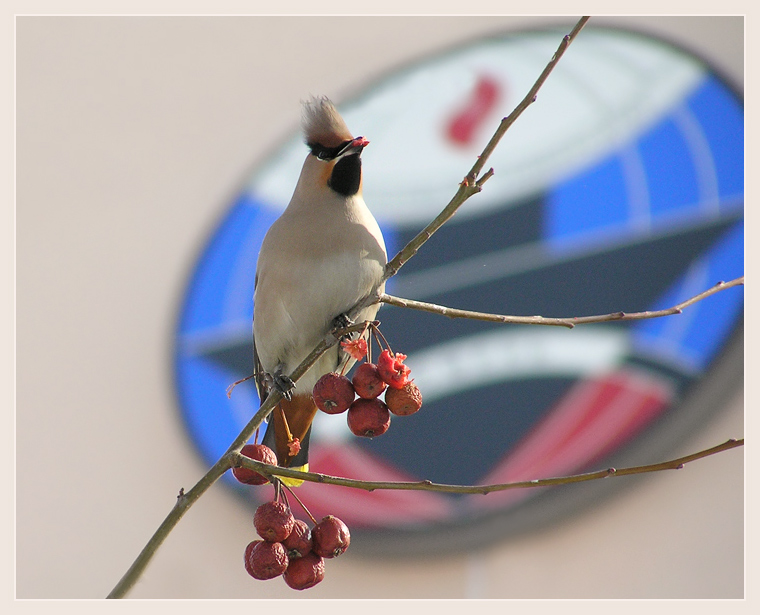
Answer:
[328,154,362,197]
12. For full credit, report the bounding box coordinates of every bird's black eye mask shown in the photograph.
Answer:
[307,139,354,161]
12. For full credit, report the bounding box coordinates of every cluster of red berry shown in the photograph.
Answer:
[313,346,423,437]
[233,443,350,590]
[231,330,421,591]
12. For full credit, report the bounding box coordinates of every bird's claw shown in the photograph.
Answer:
[332,312,354,330]
[331,313,355,341]
[272,370,295,401]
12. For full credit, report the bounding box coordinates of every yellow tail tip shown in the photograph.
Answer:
[279,463,308,487]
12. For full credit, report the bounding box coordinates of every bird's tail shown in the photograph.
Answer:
[261,392,318,487]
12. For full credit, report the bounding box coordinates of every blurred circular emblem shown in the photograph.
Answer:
[174,27,743,554]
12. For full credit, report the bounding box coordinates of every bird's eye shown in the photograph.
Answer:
[308,142,334,160]
[307,140,353,161]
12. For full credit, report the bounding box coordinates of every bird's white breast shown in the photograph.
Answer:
[253,193,386,393]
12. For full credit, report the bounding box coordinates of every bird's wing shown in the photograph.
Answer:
[252,274,270,407]
[252,340,269,409]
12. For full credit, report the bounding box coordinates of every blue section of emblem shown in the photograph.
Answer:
[545,74,743,251]
[178,194,280,332]
[689,75,744,201]
[175,194,281,465]
[175,355,244,465]
[546,156,630,240]
[639,116,700,217]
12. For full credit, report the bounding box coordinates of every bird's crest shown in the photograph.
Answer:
[302,96,353,148]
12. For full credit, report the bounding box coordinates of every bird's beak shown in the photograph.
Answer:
[337,136,370,157]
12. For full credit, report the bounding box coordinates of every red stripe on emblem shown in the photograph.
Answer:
[470,368,674,510]
[293,444,453,528]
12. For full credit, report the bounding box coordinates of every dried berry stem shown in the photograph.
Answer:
[280,481,319,526]
[338,356,351,377]
[275,480,287,507]
[370,323,392,355]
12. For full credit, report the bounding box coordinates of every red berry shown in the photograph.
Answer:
[352,362,387,399]
[282,519,312,560]
[347,397,390,438]
[283,551,325,590]
[312,515,351,558]
[385,381,423,416]
[313,372,355,414]
[244,540,288,580]
[377,349,412,389]
[254,500,294,542]
[232,444,277,485]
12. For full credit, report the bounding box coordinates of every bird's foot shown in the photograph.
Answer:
[272,367,295,401]
[332,312,354,330]
[331,312,355,340]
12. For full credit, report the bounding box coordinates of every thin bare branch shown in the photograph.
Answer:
[232,438,743,495]
[379,276,745,328]
[468,16,590,181]
[381,17,591,284]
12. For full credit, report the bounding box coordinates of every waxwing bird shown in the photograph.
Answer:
[253,96,387,475]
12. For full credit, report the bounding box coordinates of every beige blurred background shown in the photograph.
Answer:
[15,15,745,600]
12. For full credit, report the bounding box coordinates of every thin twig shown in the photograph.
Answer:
[231,438,743,495]
[380,16,591,284]
[379,276,745,328]
[468,17,590,181]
